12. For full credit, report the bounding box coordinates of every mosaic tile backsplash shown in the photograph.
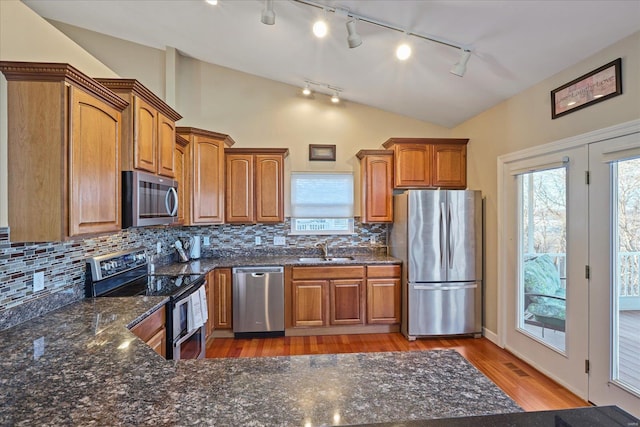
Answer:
[0,219,387,330]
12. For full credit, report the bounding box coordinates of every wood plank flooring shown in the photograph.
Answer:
[206,333,589,412]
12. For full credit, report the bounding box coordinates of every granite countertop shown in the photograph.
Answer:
[1,298,637,426]
[152,253,401,275]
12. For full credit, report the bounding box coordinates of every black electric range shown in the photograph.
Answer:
[86,247,207,360]
[85,247,204,299]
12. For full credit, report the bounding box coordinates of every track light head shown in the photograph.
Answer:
[261,0,275,25]
[345,19,362,49]
[302,83,312,96]
[450,49,472,77]
[331,92,340,103]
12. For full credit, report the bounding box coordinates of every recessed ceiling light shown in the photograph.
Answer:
[396,43,412,60]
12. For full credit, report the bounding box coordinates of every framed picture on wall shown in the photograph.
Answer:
[309,144,336,161]
[551,58,622,119]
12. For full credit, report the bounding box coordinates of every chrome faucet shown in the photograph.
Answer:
[315,241,329,258]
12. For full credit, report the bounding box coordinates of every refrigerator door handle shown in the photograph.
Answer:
[440,202,446,269]
[448,202,454,268]
[413,284,478,291]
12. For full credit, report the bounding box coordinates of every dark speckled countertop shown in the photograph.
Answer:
[1,296,637,426]
[151,253,401,275]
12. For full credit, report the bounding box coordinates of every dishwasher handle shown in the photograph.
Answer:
[232,266,284,275]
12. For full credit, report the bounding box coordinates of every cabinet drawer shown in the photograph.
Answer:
[130,306,166,342]
[367,265,401,278]
[292,266,365,280]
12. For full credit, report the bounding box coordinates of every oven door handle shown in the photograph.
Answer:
[173,326,201,347]
[165,187,178,217]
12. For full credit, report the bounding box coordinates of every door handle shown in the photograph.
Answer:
[440,202,446,269]
[413,284,477,291]
[448,202,454,268]
[166,187,178,216]
[251,273,265,278]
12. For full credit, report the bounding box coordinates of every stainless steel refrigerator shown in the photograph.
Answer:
[390,190,483,339]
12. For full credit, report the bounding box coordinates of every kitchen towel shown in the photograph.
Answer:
[198,285,208,324]
[189,288,203,332]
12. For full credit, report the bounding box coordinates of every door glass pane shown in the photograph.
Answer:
[613,157,640,395]
[519,168,566,352]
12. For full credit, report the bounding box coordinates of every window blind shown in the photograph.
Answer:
[290,172,354,218]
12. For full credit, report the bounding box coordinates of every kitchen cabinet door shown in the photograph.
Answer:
[134,96,158,174]
[366,278,401,324]
[178,127,235,225]
[292,280,328,327]
[213,268,233,329]
[0,62,128,242]
[69,87,123,237]
[205,271,216,339]
[357,150,394,223]
[366,265,401,324]
[225,153,254,223]
[174,134,189,226]
[255,154,285,222]
[157,112,176,178]
[330,279,365,325]
[432,143,467,188]
[393,143,431,188]
[130,305,166,357]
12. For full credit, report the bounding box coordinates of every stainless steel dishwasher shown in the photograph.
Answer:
[232,266,285,337]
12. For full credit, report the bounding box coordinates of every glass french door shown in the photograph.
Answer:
[502,146,589,398]
[588,134,640,417]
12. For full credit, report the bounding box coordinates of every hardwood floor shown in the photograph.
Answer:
[206,333,589,412]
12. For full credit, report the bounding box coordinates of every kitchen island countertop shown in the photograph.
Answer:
[1,297,637,426]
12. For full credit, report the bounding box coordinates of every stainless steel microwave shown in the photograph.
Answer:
[122,170,178,228]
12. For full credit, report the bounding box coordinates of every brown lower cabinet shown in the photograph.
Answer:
[212,268,233,330]
[366,265,401,324]
[289,265,400,332]
[129,305,166,358]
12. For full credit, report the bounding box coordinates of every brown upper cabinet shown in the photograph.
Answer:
[173,134,190,226]
[95,79,182,178]
[356,150,394,223]
[0,61,128,242]
[225,148,289,224]
[177,127,235,225]
[382,138,468,189]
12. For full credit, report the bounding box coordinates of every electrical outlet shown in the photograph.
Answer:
[255,236,262,245]
[274,236,285,246]
[33,271,44,292]
[156,241,162,254]
[203,236,211,246]
[370,235,377,244]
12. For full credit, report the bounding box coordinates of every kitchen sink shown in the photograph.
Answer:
[298,256,355,263]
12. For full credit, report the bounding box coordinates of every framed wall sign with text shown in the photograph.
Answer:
[551,58,622,119]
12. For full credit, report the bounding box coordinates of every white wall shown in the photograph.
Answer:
[0,0,117,227]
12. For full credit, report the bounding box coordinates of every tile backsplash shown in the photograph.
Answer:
[0,219,387,330]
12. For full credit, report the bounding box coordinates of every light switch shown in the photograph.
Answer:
[274,236,285,246]
[203,236,211,246]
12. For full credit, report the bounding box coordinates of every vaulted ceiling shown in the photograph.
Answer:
[23,0,640,128]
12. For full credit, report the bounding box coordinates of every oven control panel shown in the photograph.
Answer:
[87,248,148,281]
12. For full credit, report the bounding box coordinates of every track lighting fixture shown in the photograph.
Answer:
[313,10,328,38]
[345,19,362,49]
[291,0,474,76]
[261,0,275,25]
[300,81,343,104]
[450,49,472,77]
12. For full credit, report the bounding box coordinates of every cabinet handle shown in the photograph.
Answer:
[166,187,178,216]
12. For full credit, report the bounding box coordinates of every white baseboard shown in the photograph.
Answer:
[483,327,500,346]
